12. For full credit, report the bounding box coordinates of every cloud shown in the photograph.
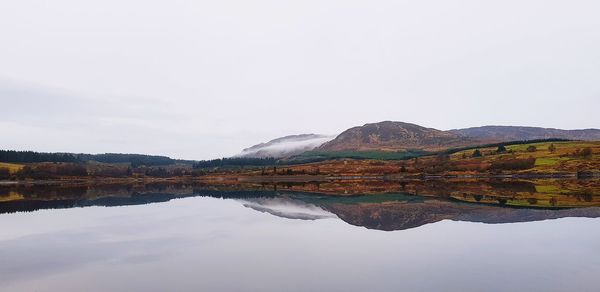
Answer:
[236,134,336,158]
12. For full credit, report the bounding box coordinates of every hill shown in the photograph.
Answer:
[0,150,195,167]
[318,121,471,152]
[450,126,600,142]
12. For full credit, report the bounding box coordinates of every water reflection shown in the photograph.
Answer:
[1,181,599,231]
[240,197,336,220]
[1,182,600,292]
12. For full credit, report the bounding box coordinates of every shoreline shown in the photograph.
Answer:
[1,171,599,186]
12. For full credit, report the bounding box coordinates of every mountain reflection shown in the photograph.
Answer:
[1,181,599,231]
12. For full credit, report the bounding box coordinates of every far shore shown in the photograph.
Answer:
[1,171,599,186]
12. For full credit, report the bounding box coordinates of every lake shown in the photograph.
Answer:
[1,183,599,292]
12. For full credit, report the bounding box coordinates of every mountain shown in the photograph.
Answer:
[237,123,600,158]
[318,121,471,152]
[450,126,600,142]
[236,134,335,158]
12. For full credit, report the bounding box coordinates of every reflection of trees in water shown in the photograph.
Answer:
[1,181,599,227]
[576,193,594,202]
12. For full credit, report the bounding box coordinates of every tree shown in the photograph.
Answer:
[548,143,556,153]
[490,157,536,170]
[436,153,450,161]
[496,145,507,153]
[472,149,482,158]
[526,145,537,152]
[580,147,593,158]
[0,167,9,179]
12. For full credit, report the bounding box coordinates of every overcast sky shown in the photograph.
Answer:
[1,0,599,159]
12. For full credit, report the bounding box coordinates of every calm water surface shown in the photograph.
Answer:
[1,190,599,292]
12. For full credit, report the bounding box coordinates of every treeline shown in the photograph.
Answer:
[0,150,79,163]
[490,157,536,170]
[0,163,200,180]
[299,149,428,161]
[0,150,195,167]
[77,153,192,167]
[193,157,278,169]
[402,155,538,174]
[16,163,88,179]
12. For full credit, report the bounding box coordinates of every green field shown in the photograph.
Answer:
[534,185,563,193]
[534,157,570,166]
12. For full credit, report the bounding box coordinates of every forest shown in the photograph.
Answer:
[0,150,194,166]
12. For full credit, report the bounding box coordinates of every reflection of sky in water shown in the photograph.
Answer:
[0,196,599,292]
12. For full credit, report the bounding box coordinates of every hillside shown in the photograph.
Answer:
[235,123,600,159]
[281,140,600,177]
[318,121,471,152]
[450,126,600,142]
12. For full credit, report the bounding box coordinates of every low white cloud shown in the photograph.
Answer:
[236,135,335,158]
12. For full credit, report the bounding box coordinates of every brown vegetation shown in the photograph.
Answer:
[1,141,599,181]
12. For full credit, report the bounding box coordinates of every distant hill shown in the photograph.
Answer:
[0,150,195,166]
[318,121,471,152]
[317,122,600,153]
[236,134,335,158]
[450,126,600,142]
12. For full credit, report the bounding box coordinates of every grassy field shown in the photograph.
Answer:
[448,141,599,173]
[0,162,24,174]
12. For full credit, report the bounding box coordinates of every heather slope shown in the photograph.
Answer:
[318,121,471,152]
[450,126,600,142]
